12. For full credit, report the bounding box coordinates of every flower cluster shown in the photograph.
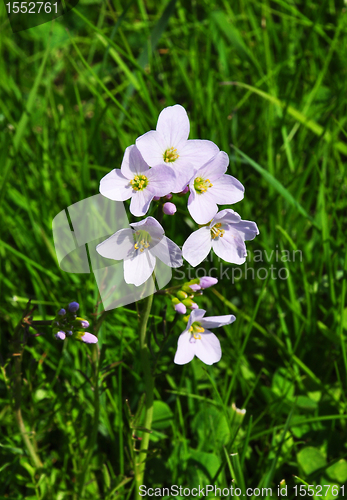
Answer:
[52,302,98,344]
[97,104,259,364]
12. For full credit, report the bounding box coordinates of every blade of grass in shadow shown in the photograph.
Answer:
[231,146,321,230]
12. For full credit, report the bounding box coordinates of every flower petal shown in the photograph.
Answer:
[201,314,236,329]
[194,151,229,181]
[231,220,259,241]
[209,175,244,204]
[212,227,247,264]
[212,209,241,225]
[166,162,196,192]
[131,216,164,234]
[150,235,182,268]
[123,250,156,286]
[136,130,168,166]
[96,228,134,260]
[156,104,190,147]
[194,331,222,365]
[129,189,153,217]
[179,139,219,171]
[182,227,212,267]
[174,330,196,365]
[187,188,218,224]
[146,165,176,196]
[99,169,132,201]
[121,144,150,178]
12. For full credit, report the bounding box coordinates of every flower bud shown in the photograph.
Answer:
[189,284,201,292]
[68,302,79,313]
[80,320,90,328]
[153,196,161,201]
[55,331,66,340]
[199,277,218,289]
[182,299,198,310]
[58,308,66,316]
[176,290,188,300]
[165,193,173,200]
[179,185,189,195]
[76,331,98,344]
[66,330,73,336]
[163,202,176,215]
[174,302,186,314]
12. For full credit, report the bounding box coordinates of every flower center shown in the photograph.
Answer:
[130,174,148,191]
[133,229,152,253]
[163,147,179,163]
[210,222,225,240]
[194,177,213,194]
[189,321,205,340]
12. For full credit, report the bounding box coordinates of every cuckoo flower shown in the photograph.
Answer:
[99,145,176,217]
[96,217,183,287]
[136,104,219,192]
[182,209,259,267]
[174,308,235,365]
[188,151,244,224]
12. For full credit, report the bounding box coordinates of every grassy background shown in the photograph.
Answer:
[1,0,347,498]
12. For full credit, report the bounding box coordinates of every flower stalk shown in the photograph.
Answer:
[134,280,155,498]
[12,301,43,469]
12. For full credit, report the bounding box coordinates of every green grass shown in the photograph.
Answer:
[1,0,347,498]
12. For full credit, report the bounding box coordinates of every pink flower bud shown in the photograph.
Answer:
[80,332,98,344]
[163,202,177,215]
[180,185,189,195]
[175,302,187,314]
[153,196,161,201]
[199,277,218,289]
[165,193,173,200]
[189,284,201,292]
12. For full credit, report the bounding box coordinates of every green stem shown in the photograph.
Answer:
[134,283,155,498]
[12,302,43,469]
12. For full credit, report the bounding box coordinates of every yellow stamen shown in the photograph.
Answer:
[163,146,179,163]
[210,222,225,240]
[130,174,148,191]
[194,176,213,194]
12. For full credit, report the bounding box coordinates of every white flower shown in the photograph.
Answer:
[99,145,176,217]
[135,104,219,193]
[187,151,244,224]
[182,209,259,267]
[174,308,235,365]
[96,217,182,287]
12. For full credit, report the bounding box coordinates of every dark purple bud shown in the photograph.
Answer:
[153,196,161,201]
[58,308,66,316]
[180,185,189,195]
[165,193,173,200]
[68,302,79,313]
[80,320,90,328]
[55,331,66,340]
[66,330,73,336]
